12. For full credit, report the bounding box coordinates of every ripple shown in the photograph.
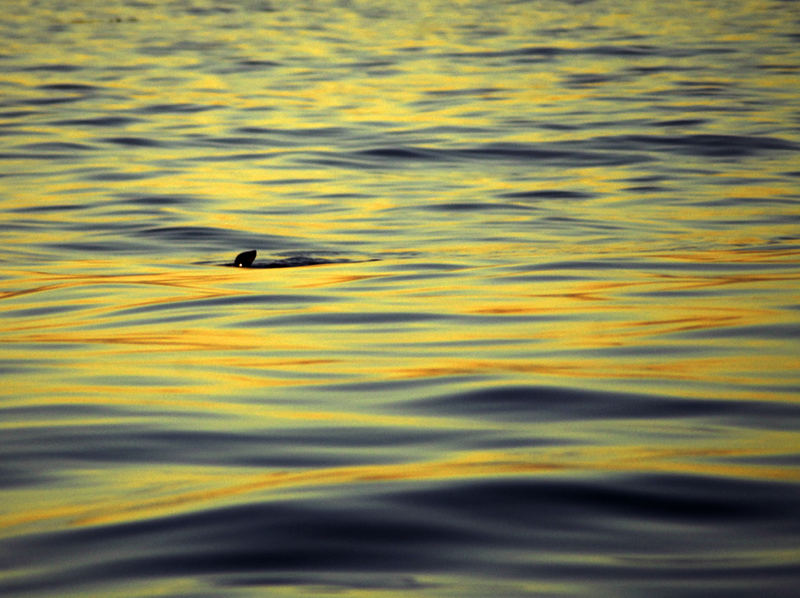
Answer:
[396,385,729,422]
[136,103,222,114]
[1,474,797,595]
[423,201,534,212]
[36,83,99,92]
[592,134,799,157]
[320,142,652,169]
[498,190,593,200]
[102,136,164,147]
[51,116,141,127]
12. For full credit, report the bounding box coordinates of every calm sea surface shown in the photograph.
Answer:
[2,1,800,596]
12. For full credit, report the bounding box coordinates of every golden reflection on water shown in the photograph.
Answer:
[1,252,797,402]
[3,429,798,536]
[1,2,799,593]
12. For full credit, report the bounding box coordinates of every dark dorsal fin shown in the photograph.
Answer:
[234,249,257,267]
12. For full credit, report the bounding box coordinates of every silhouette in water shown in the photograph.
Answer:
[234,249,257,267]
[229,250,345,269]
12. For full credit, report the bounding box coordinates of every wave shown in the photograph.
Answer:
[1,474,797,596]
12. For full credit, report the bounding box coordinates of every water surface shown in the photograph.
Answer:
[1,1,800,596]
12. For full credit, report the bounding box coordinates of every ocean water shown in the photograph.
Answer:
[1,0,799,596]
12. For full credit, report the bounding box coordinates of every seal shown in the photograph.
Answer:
[234,249,257,267]
[228,250,343,269]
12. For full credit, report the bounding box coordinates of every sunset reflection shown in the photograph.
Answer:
[2,0,799,595]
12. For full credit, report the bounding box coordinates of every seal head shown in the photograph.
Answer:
[234,249,257,267]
